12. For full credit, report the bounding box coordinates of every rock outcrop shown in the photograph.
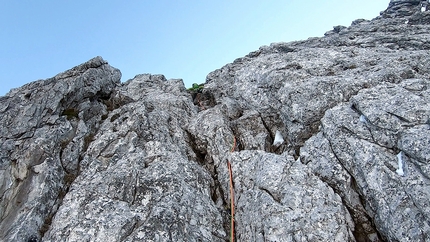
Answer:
[1,1,429,241]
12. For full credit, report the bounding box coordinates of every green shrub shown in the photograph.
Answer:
[187,83,204,91]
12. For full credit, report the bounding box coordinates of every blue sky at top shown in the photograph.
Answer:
[0,1,389,96]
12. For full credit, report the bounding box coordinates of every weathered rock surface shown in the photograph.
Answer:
[0,57,121,241]
[43,74,226,241]
[1,1,430,241]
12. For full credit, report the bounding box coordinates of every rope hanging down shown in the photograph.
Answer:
[228,136,236,242]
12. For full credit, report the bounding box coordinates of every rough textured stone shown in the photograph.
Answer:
[1,1,430,241]
[301,83,430,241]
[230,151,354,241]
[43,74,226,242]
[318,81,430,241]
[0,56,121,242]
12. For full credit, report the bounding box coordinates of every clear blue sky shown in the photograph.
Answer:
[0,1,389,96]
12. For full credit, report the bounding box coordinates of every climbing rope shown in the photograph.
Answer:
[228,136,236,242]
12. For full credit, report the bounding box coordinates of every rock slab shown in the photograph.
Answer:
[1,1,430,241]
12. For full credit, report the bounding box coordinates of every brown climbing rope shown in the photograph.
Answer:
[228,136,236,242]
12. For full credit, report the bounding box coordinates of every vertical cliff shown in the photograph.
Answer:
[1,1,430,241]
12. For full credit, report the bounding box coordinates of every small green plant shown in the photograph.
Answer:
[187,83,204,91]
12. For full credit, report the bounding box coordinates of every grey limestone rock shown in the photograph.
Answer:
[230,151,354,241]
[0,56,121,241]
[302,80,430,241]
[1,1,430,241]
[385,0,423,17]
[42,74,226,241]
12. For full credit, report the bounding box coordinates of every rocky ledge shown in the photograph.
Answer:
[1,1,430,241]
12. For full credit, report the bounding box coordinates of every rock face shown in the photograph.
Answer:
[1,1,430,241]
